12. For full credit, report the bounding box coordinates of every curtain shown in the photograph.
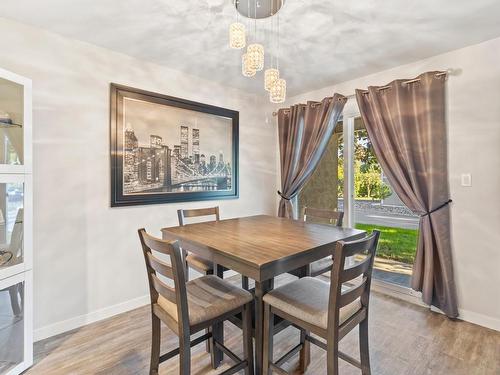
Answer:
[277,94,347,218]
[355,71,458,317]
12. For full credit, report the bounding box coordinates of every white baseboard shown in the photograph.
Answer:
[373,280,500,332]
[34,295,150,342]
[34,272,239,342]
[458,309,500,332]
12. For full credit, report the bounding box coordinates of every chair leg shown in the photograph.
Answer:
[205,269,213,353]
[209,325,217,370]
[299,327,311,372]
[297,265,311,372]
[19,284,24,311]
[326,337,339,375]
[179,330,191,375]
[243,303,254,375]
[262,303,274,375]
[359,319,371,375]
[299,327,310,372]
[8,286,21,316]
[242,276,249,290]
[150,314,161,375]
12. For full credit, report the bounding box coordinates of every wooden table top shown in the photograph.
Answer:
[162,215,365,279]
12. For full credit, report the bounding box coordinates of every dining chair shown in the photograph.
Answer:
[289,207,344,278]
[177,206,250,290]
[138,228,254,375]
[262,230,380,375]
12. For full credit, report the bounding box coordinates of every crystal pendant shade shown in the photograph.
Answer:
[264,68,279,91]
[247,43,265,71]
[229,22,246,49]
[242,53,256,77]
[270,78,286,103]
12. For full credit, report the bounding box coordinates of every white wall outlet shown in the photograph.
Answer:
[461,173,472,187]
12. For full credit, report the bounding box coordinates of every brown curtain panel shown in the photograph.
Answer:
[277,94,347,218]
[355,71,458,317]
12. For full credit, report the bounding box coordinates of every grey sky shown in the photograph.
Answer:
[122,97,233,162]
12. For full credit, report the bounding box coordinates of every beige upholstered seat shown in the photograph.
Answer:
[186,253,213,273]
[158,275,253,327]
[263,276,361,330]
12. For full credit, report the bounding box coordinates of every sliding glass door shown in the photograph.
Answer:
[298,102,419,293]
[351,116,418,289]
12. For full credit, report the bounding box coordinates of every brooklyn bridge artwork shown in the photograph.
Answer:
[123,124,232,194]
[110,84,238,206]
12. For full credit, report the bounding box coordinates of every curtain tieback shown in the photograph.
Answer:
[421,199,452,217]
[277,191,291,201]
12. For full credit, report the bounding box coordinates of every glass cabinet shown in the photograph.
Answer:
[0,67,32,375]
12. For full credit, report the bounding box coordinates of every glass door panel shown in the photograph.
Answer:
[0,182,24,278]
[352,116,418,288]
[0,78,24,167]
[0,279,24,373]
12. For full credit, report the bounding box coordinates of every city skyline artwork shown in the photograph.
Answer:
[111,84,238,206]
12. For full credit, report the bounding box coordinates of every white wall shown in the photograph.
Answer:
[284,37,500,331]
[0,17,278,340]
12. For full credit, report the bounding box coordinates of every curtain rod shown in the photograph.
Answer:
[272,70,450,116]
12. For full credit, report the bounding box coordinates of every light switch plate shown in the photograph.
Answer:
[461,173,472,187]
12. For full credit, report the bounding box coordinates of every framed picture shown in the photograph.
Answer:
[110,84,239,207]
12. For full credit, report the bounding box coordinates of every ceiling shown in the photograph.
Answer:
[2,0,500,96]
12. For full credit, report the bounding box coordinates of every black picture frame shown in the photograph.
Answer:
[110,83,239,207]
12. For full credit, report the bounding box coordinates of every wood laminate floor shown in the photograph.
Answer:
[28,275,500,375]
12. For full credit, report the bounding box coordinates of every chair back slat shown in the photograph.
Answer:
[138,228,189,332]
[177,207,220,226]
[343,233,379,258]
[328,230,380,333]
[303,207,344,226]
[9,208,24,257]
[152,274,177,303]
[147,252,174,280]
[339,277,367,307]
[340,255,372,283]
[141,232,173,256]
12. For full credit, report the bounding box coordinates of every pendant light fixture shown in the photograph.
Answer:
[230,0,287,102]
[242,53,256,77]
[247,44,264,71]
[270,78,286,103]
[229,21,246,49]
[264,68,279,91]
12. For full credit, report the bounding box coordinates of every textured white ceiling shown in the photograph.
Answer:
[2,0,500,96]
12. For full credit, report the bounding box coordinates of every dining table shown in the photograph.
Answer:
[161,214,365,374]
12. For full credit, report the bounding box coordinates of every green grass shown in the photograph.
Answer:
[354,223,418,264]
